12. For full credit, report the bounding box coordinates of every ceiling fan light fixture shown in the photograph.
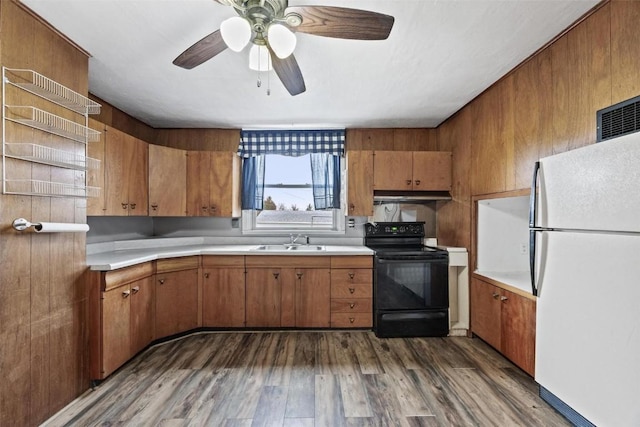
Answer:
[267,23,297,59]
[249,44,272,71]
[220,16,251,52]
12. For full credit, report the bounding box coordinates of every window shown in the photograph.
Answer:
[242,154,345,233]
[238,129,345,234]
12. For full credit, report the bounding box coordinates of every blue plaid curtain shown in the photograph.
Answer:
[237,129,345,157]
[239,129,345,210]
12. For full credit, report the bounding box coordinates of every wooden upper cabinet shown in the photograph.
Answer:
[412,151,452,191]
[186,151,241,217]
[374,151,413,190]
[374,151,452,191]
[87,119,106,216]
[104,126,149,216]
[346,150,374,216]
[149,144,187,216]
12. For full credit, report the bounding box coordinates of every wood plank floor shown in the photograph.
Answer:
[42,331,570,426]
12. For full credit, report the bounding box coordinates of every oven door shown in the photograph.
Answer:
[374,254,448,311]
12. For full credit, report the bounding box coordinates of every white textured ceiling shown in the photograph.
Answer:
[22,0,599,129]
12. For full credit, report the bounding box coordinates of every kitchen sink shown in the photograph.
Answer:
[252,244,325,251]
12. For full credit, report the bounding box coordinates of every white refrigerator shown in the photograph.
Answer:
[530,131,640,426]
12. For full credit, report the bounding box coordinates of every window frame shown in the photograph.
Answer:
[241,155,346,235]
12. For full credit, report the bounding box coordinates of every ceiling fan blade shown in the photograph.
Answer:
[286,6,394,40]
[173,29,227,69]
[267,44,306,96]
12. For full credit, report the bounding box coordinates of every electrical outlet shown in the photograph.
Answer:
[520,243,527,254]
[347,218,355,228]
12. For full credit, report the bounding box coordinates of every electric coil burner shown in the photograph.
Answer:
[364,222,449,338]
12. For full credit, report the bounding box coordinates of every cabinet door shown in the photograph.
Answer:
[87,119,106,216]
[104,126,129,216]
[102,284,131,377]
[149,144,187,216]
[186,151,210,216]
[373,151,413,190]
[202,267,246,327]
[412,151,452,191]
[155,269,199,338]
[246,268,281,327]
[130,276,154,355]
[470,278,502,350]
[127,135,149,215]
[346,150,374,216]
[208,152,240,217]
[501,290,536,376]
[295,268,331,328]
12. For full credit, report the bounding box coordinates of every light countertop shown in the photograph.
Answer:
[87,241,374,271]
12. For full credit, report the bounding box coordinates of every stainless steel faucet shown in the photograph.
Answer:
[289,234,309,245]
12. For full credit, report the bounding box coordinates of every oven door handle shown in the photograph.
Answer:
[377,256,448,263]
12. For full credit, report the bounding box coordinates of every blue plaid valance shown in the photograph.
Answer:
[238,129,345,158]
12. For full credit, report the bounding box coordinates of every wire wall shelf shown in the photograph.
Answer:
[5,106,101,144]
[2,67,102,198]
[4,143,100,171]
[3,68,101,115]
[4,179,100,198]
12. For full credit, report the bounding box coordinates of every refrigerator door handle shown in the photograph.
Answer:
[529,229,538,296]
[529,161,540,297]
[529,161,540,228]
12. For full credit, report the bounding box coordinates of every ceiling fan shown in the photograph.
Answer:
[172,0,395,96]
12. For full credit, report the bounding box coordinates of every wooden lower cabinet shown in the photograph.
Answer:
[330,256,374,328]
[202,256,246,327]
[155,258,199,337]
[295,267,331,328]
[245,267,296,327]
[89,262,155,380]
[471,276,536,376]
[101,283,131,378]
[130,276,155,355]
[246,256,331,328]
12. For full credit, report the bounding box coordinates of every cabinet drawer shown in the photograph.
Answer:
[331,298,372,313]
[331,312,372,328]
[202,255,244,268]
[331,282,372,299]
[330,256,373,269]
[104,262,154,291]
[331,269,372,286]
[156,256,200,273]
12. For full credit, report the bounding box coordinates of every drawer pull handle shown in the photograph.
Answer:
[204,273,209,279]
[151,204,158,211]
[159,279,165,285]
[296,273,304,279]
[500,296,509,302]
[349,317,355,323]
[348,287,355,294]
[349,303,355,309]
[122,290,130,298]
[415,180,421,186]
[130,203,136,210]
[273,272,279,279]
[406,180,412,186]
[131,286,140,294]
[121,203,128,209]
[348,272,355,279]
[492,292,500,299]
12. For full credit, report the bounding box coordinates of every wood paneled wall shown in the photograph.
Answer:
[0,1,90,425]
[436,0,640,250]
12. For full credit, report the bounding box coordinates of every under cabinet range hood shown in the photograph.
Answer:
[373,190,452,204]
